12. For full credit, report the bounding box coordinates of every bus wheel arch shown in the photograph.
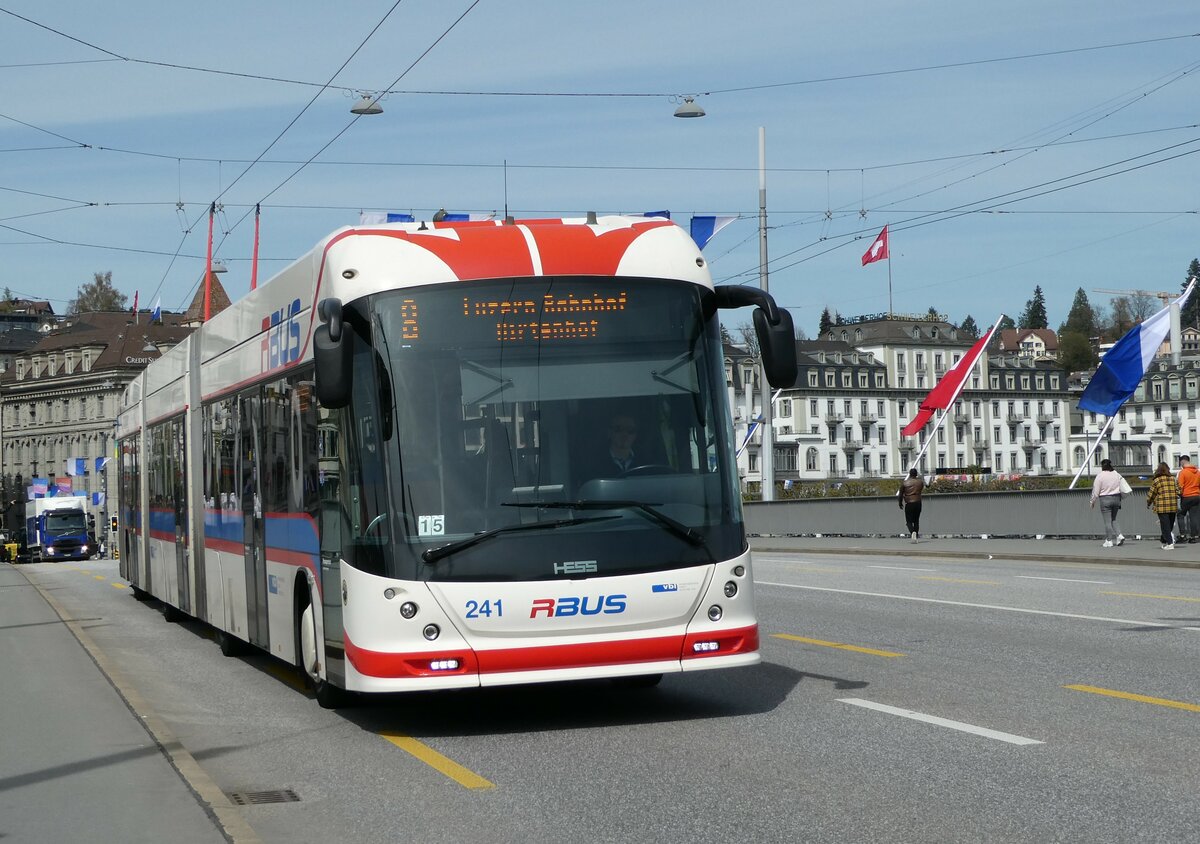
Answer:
[295,575,350,709]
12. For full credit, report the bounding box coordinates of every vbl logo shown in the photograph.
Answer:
[262,297,303,371]
[529,594,627,618]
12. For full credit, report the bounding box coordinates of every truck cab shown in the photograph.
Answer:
[26,498,93,563]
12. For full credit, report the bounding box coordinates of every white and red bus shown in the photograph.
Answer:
[117,214,795,706]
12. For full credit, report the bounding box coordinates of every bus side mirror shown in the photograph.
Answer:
[314,298,353,408]
[713,286,798,388]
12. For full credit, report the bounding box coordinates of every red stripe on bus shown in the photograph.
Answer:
[343,624,758,679]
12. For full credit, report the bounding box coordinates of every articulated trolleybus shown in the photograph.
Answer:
[117,214,795,705]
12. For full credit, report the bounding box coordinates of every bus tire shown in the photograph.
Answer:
[130,585,150,602]
[297,590,351,709]
[162,603,182,622]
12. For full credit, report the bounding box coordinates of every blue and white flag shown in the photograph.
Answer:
[359,211,415,224]
[65,457,86,476]
[92,491,106,507]
[643,210,671,220]
[1078,278,1196,416]
[95,456,110,473]
[438,212,496,222]
[689,215,737,250]
[151,298,161,323]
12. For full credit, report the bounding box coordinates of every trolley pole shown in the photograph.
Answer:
[758,127,774,502]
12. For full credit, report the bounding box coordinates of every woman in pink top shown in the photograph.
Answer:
[1089,458,1126,548]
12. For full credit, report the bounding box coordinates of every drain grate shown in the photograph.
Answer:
[226,789,300,806]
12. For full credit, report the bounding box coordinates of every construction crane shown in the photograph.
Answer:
[1092,287,1174,306]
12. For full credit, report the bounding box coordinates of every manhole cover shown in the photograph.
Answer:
[226,789,300,806]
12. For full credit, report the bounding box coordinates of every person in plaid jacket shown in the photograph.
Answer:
[1146,462,1181,550]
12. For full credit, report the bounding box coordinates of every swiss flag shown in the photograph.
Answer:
[861,225,889,266]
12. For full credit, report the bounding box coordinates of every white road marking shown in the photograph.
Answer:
[839,698,1044,746]
[757,581,1190,629]
[1016,576,1112,584]
[870,565,937,572]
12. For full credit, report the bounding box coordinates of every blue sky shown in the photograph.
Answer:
[1,1,1197,336]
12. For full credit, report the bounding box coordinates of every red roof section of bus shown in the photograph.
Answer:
[347,218,675,281]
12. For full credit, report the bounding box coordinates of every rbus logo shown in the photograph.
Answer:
[261,297,303,371]
[529,595,627,618]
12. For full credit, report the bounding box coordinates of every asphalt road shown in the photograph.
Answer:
[5,550,1200,843]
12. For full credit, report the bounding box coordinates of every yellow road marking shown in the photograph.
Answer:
[380,732,495,789]
[1065,684,1200,713]
[772,633,904,658]
[1101,591,1200,603]
[93,575,106,580]
[918,576,1000,585]
[110,582,128,590]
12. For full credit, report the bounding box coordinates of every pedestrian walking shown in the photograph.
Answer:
[898,468,925,542]
[1177,455,1200,543]
[1089,458,1127,548]
[1147,461,1181,550]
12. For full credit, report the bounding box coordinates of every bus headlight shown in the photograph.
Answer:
[733,565,746,577]
[707,604,723,621]
[723,581,738,598]
[422,624,440,641]
[399,601,418,619]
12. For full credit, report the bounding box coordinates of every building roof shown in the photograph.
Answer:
[183,271,233,325]
[998,328,1059,353]
[824,314,968,347]
[0,310,197,385]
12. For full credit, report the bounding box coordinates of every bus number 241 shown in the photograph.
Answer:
[465,599,502,619]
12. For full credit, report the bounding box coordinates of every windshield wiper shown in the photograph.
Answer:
[422,515,620,565]
[503,500,708,549]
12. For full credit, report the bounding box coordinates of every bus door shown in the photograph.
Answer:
[171,418,192,615]
[239,392,269,648]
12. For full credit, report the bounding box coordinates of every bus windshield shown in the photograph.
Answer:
[330,276,744,582]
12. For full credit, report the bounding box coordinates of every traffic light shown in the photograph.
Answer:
[110,515,118,532]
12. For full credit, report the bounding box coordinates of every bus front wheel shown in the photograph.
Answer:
[297,594,351,709]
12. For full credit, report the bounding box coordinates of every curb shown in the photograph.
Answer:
[748,541,1200,570]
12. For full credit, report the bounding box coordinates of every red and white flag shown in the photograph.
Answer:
[900,319,1000,437]
[131,290,139,314]
[861,225,889,266]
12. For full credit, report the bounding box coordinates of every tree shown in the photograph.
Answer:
[1128,292,1156,323]
[720,323,735,346]
[1109,296,1135,338]
[959,315,979,338]
[1183,258,1200,329]
[818,307,835,338]
[1057,331,1096,373]
[736,322,760,357]
[1059,287,1095,338]
[1018,285,1048,329]
[69,271,128,314]
[926,306,941,321]
[0,287,15,313]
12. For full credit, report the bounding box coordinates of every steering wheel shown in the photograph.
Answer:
[622,464,675,477]
[364,512,389,536]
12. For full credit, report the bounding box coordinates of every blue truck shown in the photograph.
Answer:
[26,497,93,563]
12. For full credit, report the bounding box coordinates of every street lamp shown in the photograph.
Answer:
[351,93,383,115]
[673,97,705,118]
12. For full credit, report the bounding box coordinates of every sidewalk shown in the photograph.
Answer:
[749,533,1200,569]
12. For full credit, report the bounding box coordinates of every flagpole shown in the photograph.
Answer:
[1069,414,1116,490]
[887,252,893,317]
[758,126,775,501]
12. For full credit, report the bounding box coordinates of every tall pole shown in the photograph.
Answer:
[250,203,261,291]
[758,127,775,501]
[204,201,215,322]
